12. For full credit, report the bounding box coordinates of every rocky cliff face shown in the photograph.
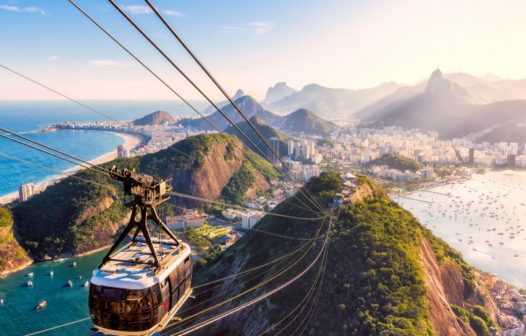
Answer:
[0,207,32,275]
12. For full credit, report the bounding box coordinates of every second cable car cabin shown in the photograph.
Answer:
[89,167,192,335]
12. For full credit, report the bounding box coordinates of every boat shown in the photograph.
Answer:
[49,271,54,276]
[84,281,89,288]
[0,299,4,305]
[67,280,73,287]
[33,299,47,311]
[72,262,77,267]
[27,272,34,278]
[27,280,33,287]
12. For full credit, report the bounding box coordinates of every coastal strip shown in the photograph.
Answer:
[0,131,145,205]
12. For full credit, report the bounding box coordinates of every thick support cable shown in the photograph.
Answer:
[107,0,325,216]
[66,0,221,133]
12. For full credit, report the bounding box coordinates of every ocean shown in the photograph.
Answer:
[0,100,199,197]
[395,170,526,288]
[0,100,202,335]
[0,250,107,336]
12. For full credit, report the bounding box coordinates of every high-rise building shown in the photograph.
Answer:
[468,148,475,164]
[117,144,125,158]
[301,141,314,160]
[287,140,295,157]
[19,183,35,202]
[267,137,281,166]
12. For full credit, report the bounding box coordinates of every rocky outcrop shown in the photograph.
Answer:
[420,239,475,336]
[0,208,32,276]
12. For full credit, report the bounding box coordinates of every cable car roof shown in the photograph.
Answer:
[91,241,191,290]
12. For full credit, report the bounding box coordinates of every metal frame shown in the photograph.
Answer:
[99,166,180,272]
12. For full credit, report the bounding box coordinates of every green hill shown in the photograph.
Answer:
[279,108,337,136]
[368,154,423,172]
[12,134,278,260]
[179,174,495,335]
[225,116,290,158]
[133,110,175,126]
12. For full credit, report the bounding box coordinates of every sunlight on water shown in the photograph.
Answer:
[396,170,526,288]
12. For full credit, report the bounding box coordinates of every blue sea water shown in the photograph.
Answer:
[0,250,107,336]
[0,100,199,197]
[0,100,201,335]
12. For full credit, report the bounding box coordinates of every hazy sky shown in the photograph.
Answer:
[1,0,526,100]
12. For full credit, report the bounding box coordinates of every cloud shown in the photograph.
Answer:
[0,5,45,15]
[89,60,120,66]
[123,5,152,14]
[164,10,183,17]
[219,22,275,37]
[248,22,274,36]
[47,56,60,62]
[123,5,183,17]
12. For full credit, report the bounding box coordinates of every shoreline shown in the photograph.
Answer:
[0,130,144,205]
[74,244,111,258]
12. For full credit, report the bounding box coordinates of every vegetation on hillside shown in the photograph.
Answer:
[368,154,423,172]
[0,206,31,274]
[225,116,289,156]
[13,158,138,259]
[190,174,494,336]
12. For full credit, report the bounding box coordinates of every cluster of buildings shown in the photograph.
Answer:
[165,209,206,231]
[267,137,323,182]
[55,121,207,158]
[455,139,526,168]
[481,273,526,335]
[324,126,526,170]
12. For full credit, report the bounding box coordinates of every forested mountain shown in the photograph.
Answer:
[178,95,337,137]
[183,174,498,336]
[12,134,278,260]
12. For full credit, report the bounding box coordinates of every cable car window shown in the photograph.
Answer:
[169,268,178,285]
[100,287,125,300]
[177,262,185,284]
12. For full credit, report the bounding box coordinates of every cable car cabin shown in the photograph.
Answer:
[89,240,192,336]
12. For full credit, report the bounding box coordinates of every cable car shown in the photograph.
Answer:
[89,167,193,335]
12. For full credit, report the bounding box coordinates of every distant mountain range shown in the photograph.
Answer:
[360,69,526,139]
[261,82,401,119]
[179,95,337,137]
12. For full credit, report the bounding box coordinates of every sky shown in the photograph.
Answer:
[1,0,526,100]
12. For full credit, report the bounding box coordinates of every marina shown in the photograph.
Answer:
[396,170,526,288]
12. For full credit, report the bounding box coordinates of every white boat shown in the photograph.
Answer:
[0,299,4,305]
[27,280,33,287]
[72,262,77,267]
[67,280,73,287]
[27,272,34,278]
[84,281,89,288]
[49,271,54,277]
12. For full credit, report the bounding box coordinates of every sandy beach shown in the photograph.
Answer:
[0,131,144,205]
